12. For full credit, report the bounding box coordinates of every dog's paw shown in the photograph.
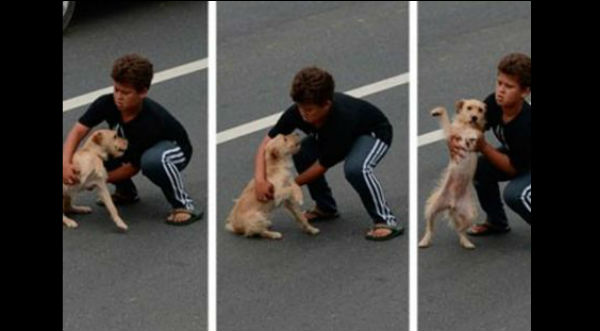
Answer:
[431,107,445,117]
[71,205,92,214]
[460,239,475,250]
[418,237,431,248]
[266,231,283,240]
[305,226,320,235]
[63,218,79,229]
[115,220,129,232]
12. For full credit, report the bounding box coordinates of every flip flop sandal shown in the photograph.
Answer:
[165,209,203,226]
[303,206,340,222]
[467,223,510,236]
[365,223,404,241]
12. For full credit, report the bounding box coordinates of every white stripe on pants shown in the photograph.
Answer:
[361,139,395,226]
[162,147,194,210]
[521,184,531,213]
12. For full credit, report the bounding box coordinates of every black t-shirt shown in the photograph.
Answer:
[79,94,192,168]
[484,93,531,173]
[268,92,393,168]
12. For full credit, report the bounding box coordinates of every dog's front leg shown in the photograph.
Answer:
[62,195,79,228]
[284,199,319,235]
[431,107,452,139]
[96,184,129,232]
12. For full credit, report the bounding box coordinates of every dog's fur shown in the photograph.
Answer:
[63,129,129,231]
[418,99,486,249]
[225,133,319,239]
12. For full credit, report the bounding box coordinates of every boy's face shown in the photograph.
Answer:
[297,100,332,127]
[495,72,530,109]
[113,81,147,113]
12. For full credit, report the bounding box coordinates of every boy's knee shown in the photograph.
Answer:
[344,163,364,183]
[140,151,161,177]
[503,185,523,210]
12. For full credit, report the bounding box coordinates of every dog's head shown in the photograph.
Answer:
[455,99,486,130]
[90,129,128,158]
[266,133,301,161]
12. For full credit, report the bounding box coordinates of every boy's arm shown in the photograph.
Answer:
[107,163,140,183]
[254,135,274,200]
[62,122,91,184]
[294,161,327,186]
[477,136,517,176]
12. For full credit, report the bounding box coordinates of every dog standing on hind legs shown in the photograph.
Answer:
[418,99,487,249]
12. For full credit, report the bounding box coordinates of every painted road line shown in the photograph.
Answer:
[63,58,208,112]
[418,129,444,147]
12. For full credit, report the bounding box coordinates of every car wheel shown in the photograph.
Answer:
[63,1,76,32]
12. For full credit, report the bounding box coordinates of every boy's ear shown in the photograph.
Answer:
[92,131,103,145]
[136,87,149,99]
[521,87,531,100]
[455,100,465,113]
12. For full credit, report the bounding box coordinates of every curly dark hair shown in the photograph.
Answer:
[498,53,531,89]
[111,54,154,92]
[290,66,335,105]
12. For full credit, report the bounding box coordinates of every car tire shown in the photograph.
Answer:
[63,1,76,32]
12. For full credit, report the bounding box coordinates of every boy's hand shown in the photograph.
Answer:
[448,134,466,161]
[63,162,80,185]
[255,179,274,202]
[475,134,488,153]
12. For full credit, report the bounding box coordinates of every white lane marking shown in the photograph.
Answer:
[418,129,444,147]
[217,73,409,144]
[63,58,208,112]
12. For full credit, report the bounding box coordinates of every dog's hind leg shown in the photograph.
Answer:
[244,212,282,239]
[62,195,79,228]
[63,195,91,214]
[259,229,283,240]
[451,211,475,250]
[63,214,79,228]
[96,184,128,232]
[284,199,320,235]
[419,190,444,248]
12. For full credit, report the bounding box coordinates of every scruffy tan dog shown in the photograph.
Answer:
[419,99,486,249]
[226,133,320,239]
[63,130,129,231]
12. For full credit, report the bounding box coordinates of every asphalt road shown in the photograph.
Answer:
[62,2,207,331]
[217,2,409,331]
[417,2,531,331]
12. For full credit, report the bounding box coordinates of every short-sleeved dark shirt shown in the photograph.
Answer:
[79,94,192,168]
[268,92,393,168]
[484,93,531,173]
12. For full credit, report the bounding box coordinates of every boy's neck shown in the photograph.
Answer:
[501,99,523,123]
[121,102,143,122]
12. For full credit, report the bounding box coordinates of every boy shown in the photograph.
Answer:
[453,53,531,235]
[254,67,403,241]
[63,54,202,225]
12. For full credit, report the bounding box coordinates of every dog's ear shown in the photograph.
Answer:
[270,147,280,160]
[92,132,103,145]
[455,100,465,113]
